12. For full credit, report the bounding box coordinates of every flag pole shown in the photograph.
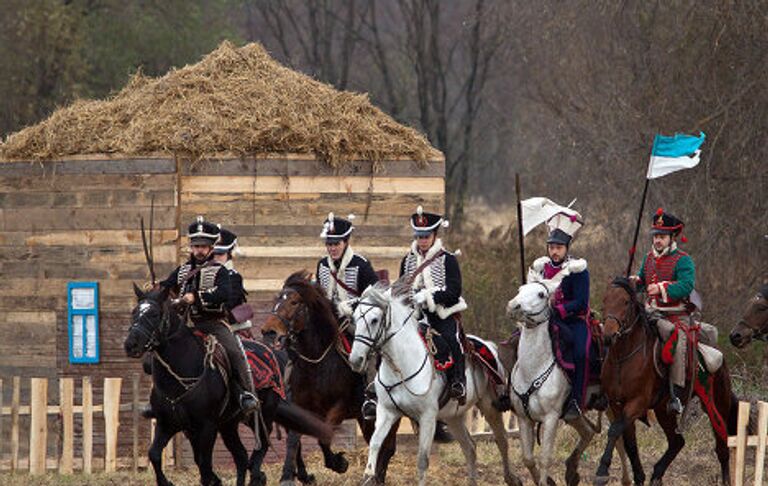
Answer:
[625,134,658,277]
[515,173,526,284]
[625,177,650,277]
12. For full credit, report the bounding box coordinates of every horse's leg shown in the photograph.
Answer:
[595,413,628,485]
[295,442,316,485]
[606,408,633,486]
[537,414,559,486]
[518,418,541,485]
[444,415,478,485]
[363,409,400,485]
[191,421,221,486]
[479,402,523,486]
[358,414,399,484]
[565,416,596,486]
[415,410,438,486]
[319,403,349,473]
[649,405,685,486]
[621,420,646,486]
[219,421,249,486]
[148,421,178,486]
[279,430,301,486]
[248,413,271,486]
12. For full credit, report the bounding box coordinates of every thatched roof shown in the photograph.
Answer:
[0,41,441,166]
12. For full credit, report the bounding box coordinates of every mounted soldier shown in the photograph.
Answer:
[212,227,253,337]
[401,206,468,404]
[527,211,590,421]
[159,216,259,414]
[631,208,696,414]
[316,212,380,318]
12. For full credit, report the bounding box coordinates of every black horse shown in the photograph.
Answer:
[124,284,334,486]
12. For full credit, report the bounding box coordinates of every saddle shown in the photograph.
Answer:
[417,322,456,371]
[548,317,604,384]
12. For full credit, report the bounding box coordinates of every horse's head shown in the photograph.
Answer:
[730,284,768,348]
[124,283,171,358]
[262,271,314,338]
[349,283,393,373]
[506,280,558,327]
[602,277,641,345]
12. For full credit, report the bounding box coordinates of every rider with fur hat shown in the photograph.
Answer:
[159,217,259,415]
[401,206,468,404]
[631,208,696,414]
[316,212,380,318]
[528,211,590,421]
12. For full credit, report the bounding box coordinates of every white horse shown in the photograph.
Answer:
[507,281,631,486]
[349,284,522,486]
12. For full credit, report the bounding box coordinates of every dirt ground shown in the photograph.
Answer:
[0,409,755,486]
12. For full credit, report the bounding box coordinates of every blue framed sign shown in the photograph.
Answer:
[67,282,100,364]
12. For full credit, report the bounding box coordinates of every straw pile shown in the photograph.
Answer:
[0,41,440,166]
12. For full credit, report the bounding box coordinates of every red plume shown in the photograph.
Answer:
[656,207,664,216]
[680,234,688,243]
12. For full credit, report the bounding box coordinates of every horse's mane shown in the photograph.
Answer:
[611,276,635,296]
[283,270,339,332]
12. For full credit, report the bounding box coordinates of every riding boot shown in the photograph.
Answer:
[433,421,454,443]
[449,354,467,406]
[362,381,377,421]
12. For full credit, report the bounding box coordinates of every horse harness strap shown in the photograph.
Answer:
[153,334,222,409]
[512,360,556,420]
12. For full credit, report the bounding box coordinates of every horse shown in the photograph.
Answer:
[260,270,399,485]
[123,284,334,486]
[596,277,739,486]
[729,283,768,348]
[506,281,631,486]
[348,282,521,486]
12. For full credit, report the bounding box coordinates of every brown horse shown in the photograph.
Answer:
[596,277,739,486]
[261,271,399,486]
[729,284,768,348]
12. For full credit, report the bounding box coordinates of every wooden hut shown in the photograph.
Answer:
[0,42,443,462]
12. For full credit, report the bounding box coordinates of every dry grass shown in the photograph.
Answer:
[0,41,440,166]
[0,412,745,485]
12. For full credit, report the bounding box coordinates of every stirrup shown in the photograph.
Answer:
[362,399,377,421]
[563,400,582,421]
[240,391,260,413]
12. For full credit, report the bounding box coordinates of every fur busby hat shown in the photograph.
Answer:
[410,205,449,237]
[213,227,238,255]
[320,212,355,242]
[546,211,583,247]
[188,216,220,246]
[650,208,685,238]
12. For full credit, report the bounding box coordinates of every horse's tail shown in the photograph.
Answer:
[275,399,334,444]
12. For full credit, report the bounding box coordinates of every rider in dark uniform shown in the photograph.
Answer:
[212,227,252,337]
[316,212,379,318]
[159,217,259,414]
[401,206,468,404]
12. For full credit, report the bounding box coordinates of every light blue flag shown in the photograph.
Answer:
[647,131,706,179]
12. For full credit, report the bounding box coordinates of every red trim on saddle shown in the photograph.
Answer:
[661,326,679,365]
[417,325,454,371]
[242,339,286,400]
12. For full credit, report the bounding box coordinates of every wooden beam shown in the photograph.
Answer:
[82,376,93,474]
[755,401,768,486]
[181,175,444,195]
[29,377,48,475]
[734,401,750,486]
[59,378,74,474]
[103,377,122,473]
[23,229,178,247]
[0,158,176,176]
[10,376,20,471]
[132,374,140,472]
[238,245,407,259]
[181,158,445,177]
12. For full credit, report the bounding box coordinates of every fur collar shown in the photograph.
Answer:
[324,246,355,301]
[528,255,587,284]
[409,238,445,261]
[223,260,234,271]
[652,241,678,258]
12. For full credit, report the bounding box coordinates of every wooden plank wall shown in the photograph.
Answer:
[0,154,444,466]
[0,157,179,458]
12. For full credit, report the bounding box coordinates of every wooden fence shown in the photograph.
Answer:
[728,401,768,486]
[0,375,180,474]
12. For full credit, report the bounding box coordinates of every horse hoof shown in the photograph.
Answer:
[249,471,267,486]
[566,471,580,486]
[505,473,524,486]
[360,474,376,486]
[299,474,316,485]
[593,477,609,486]
[331,452,349,473]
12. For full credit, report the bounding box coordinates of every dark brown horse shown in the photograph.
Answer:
[595,277,739,486]
[729,284,768,348]
[261,271,398,486]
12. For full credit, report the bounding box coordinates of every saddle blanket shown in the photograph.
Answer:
[242,338,287,399]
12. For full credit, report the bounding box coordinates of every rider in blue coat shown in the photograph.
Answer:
[528,211,591,421]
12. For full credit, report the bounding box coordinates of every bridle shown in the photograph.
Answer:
[519,281,552,328]
[604,280,648,340]
[270,287,309,335]
[129,299,170,352]
[353,298,415,354]
[735,293,768,342]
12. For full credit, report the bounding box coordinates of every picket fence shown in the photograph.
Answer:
[728,400,768,486]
